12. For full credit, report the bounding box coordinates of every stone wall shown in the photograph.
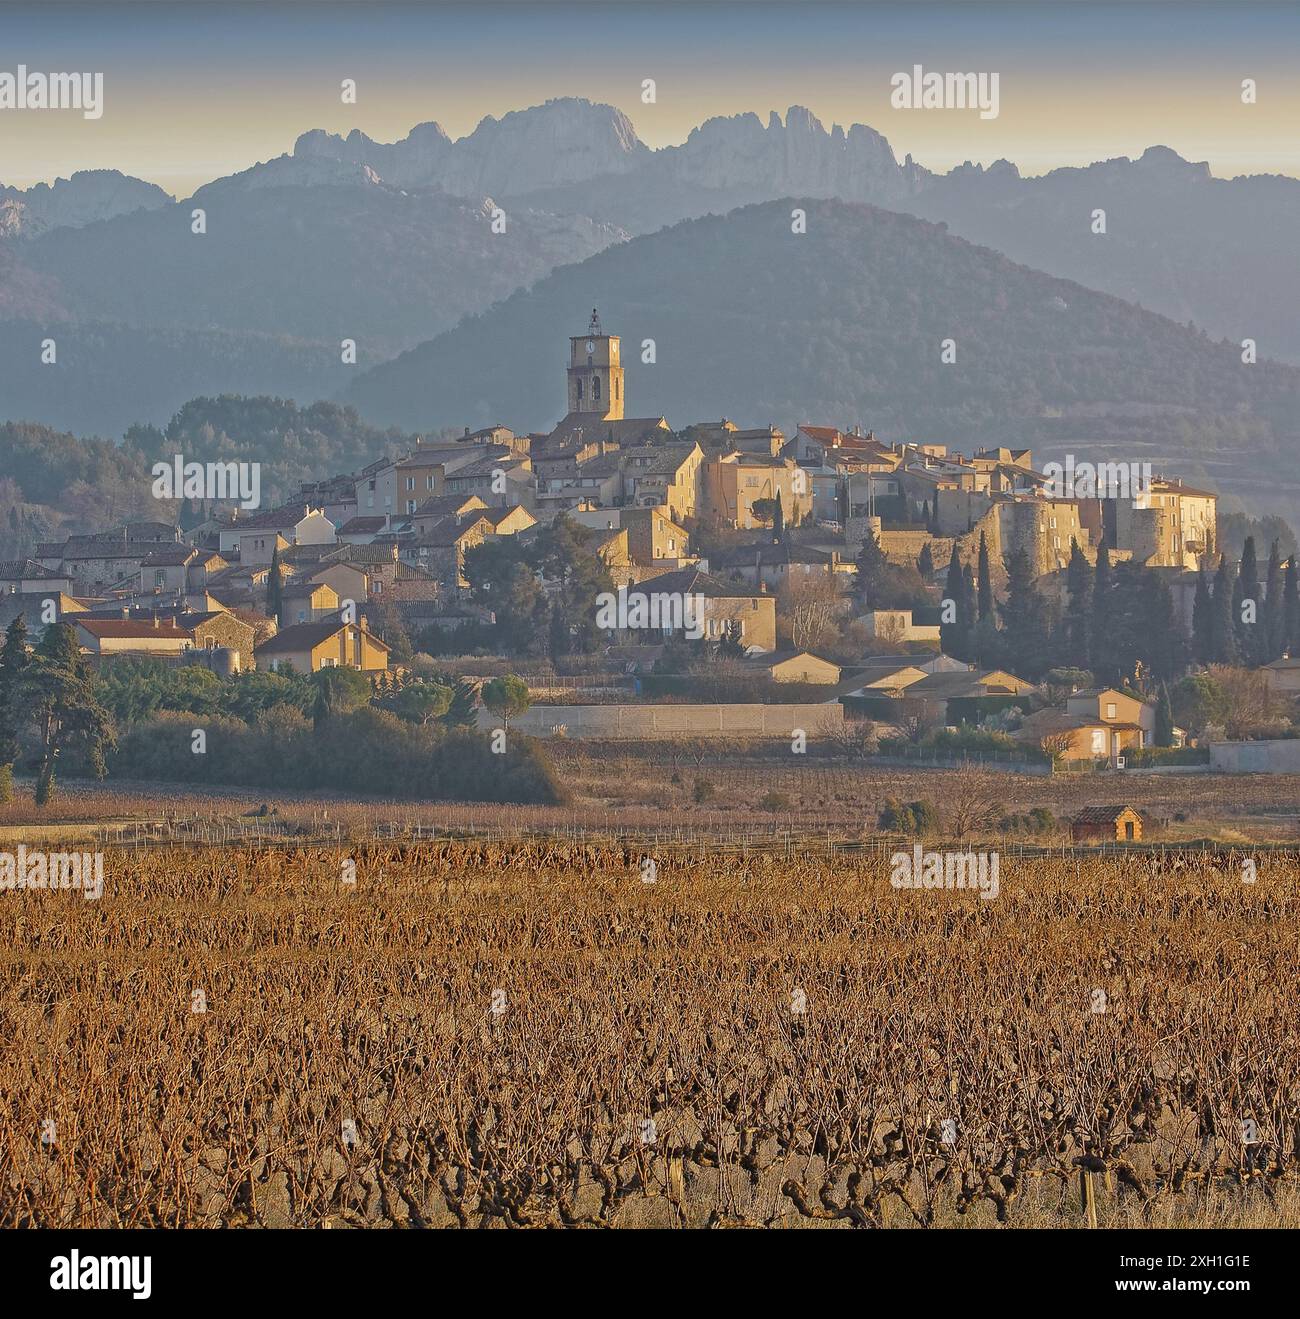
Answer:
[477,702,844,739]
[1210,739,1300,774]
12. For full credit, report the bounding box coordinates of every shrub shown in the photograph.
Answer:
[878,797,938,834]
[692,777,715,804]
[108,708,566,804]
[758,790,791,812]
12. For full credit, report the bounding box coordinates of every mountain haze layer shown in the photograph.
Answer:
[345,199,1300,516]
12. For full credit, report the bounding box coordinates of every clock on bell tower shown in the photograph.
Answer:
[567,308,624,420]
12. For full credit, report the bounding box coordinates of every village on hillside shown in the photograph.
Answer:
[4,310,1300,800]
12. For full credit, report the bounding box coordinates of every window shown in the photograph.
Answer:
[1091,728,1105,754]
[406,500,417,514]
[426,475,435,490]
[1106,702,1117,719]
[155,570,166,588]
[593,376,601,401]
[615,378,620,399]
[406,477,415,491]
[576,378,584,400]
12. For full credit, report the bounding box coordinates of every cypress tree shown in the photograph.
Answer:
[999,550,1052,680]
[917,542,934,580]
[1090,541,1114,681]
[1210,555,1238,664]
[1263,539,1284,663]
[1191,567,1213,664]
[0,615,31,802]
[1155,685,1174,747]
[961,561,977,659]
[976,532,993,621]
[1062,538,1092,666]
[266,544,284,623]
[940,546,967,661]
[1235,536,1259,662]
[1285,556,1300,657]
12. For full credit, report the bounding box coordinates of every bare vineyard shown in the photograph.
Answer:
[2,840,1299,1228]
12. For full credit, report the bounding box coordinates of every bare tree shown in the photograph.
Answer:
[1039,731,1075,770]
[944,766,1003,844]
[830,719,878,760]
[777,575,842,651]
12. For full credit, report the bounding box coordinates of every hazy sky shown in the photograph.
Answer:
[3,1,1297,197]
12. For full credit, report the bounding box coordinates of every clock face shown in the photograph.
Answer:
[586,341,594,354]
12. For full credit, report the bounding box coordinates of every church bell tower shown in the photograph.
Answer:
[567,308,624,420]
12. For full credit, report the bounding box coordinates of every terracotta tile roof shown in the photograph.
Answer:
[256,618,389,655]
[75,618,191,640]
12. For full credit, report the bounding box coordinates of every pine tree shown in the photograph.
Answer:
[1191,567,1213,664]
[443,678,479,728]
[19,622,114,807]
[1210,555,1239,664]
[854,530,891,610]
[266,544,284,623]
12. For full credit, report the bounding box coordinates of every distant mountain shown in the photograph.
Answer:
[3,98,1298,458]
[13,183,623,357]
[279,98,648,196]
[344,199,1300,517]
[197,99,1300,361]
[0,173,623,432]
[0,170,171,238]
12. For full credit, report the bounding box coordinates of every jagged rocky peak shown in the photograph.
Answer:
[448,98,649,194]
[1137,144,1211,179]
[285,99,644,195]
[670,105,913,198]
[0,169,171,235]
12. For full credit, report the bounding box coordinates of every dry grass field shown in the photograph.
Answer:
[2,838,1298,1228]
[2,751,1298,845]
